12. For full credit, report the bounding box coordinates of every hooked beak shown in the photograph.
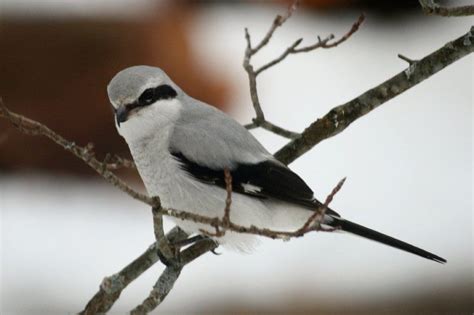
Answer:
[115,106,129,127]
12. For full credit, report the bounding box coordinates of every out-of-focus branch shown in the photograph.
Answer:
[0,99,150,205]
[130,208,218,314]
[274,26,474,165]
[103,153,136,170]
[128,208,184,314]
[242,1,364,140]
[419,0,474,16]
[79,227,187,315]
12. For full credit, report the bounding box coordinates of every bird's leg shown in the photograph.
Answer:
[156,249,176,267]
[171,235,221,255]
[171,235,208,248]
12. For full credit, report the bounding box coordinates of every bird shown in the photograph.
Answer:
[107,65,446,263]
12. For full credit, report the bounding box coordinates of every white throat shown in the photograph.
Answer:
[116,98,183,198]
[116,98,182,143]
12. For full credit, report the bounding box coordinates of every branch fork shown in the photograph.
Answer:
[243,4,364,140]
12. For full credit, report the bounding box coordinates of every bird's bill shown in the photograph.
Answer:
[115,106,129,126]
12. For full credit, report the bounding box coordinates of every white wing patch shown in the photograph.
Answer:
[242,183,262,194]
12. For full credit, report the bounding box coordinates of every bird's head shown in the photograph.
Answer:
[107,65,183,142]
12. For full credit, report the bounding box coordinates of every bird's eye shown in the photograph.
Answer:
[138,88,155,105]
[137,84,177,107]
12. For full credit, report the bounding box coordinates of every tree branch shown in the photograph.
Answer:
[1,3,471,313]
[130,265,182,315]
[419,0,474,16]
[79,227,187,315]
[242,4,364,140]
[274,26,474,165]
[0,99,150,205]
[160,176,345,241]
[255,14,365,75]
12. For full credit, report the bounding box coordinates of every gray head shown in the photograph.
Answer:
[107,66,184,141]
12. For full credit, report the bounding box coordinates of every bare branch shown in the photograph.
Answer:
[259,120,301,139]
[2,3,471,312]
[244,121,258,130]
[223,168,232,227]
[256,14,365,75]
[79,227,187,315]
[131,220,218,314]
[199,168,232,237]
[242,5,364,141]
[274,26,474,165]
[161,177,345,241]
[295,177,346,235]
[0,99,152,206]
[244,28,266,123]
[153,207,175,262]
[130,265,183,315]
[255,37,304,75]
[397,53,419,65]
[419,0,474,16]
[249,0,299,55]
[300,13,365,50]
[242,1,301,133]
[245,117,301,140]
[103,153,136,170]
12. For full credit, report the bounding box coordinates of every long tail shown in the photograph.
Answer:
[326,216,447,264]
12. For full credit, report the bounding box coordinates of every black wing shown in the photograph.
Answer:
[171,151,320,210]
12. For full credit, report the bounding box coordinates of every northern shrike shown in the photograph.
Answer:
[108,65,446,263]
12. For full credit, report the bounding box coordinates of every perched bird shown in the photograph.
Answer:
[108,65,446,263]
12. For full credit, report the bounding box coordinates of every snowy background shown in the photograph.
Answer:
[1,1,472,314]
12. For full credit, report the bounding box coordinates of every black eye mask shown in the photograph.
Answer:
[137,84,178,107]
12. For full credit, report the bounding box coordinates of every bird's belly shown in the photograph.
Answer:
[137,155,313,252]
[155,173,269,251]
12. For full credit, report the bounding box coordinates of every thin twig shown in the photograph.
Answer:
[419,0,474,16]
[398,53,419,65]
[223,168,232,227]
[199,168,233,237]
[256,14,365,75]
[242,3,364,141]
[163,177,346,241]
[242,0,299,124]
[103,153,136,170]
[259,120,301,139]
[0,99,152,205]
[295,177,346,235]
[250,0,300,55]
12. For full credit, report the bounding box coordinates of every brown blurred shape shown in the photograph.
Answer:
[0,3,232,176]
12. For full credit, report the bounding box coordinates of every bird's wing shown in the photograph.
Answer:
[169,98,274,169]
[168,97,329,210]
[170,150,319,209]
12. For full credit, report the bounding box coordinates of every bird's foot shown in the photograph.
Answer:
[171,235,221,255]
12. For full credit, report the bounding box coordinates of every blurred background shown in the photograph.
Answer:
[0,0,472,314]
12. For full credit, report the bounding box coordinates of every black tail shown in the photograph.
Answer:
[328,217,446,264]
